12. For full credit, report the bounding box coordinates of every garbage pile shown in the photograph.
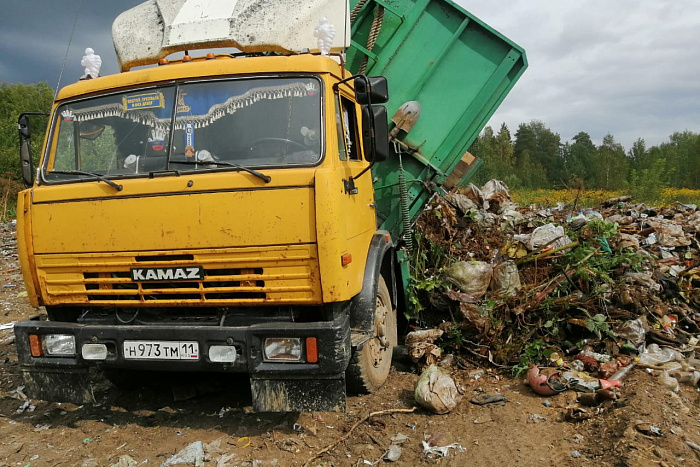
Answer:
[406,180,700,406]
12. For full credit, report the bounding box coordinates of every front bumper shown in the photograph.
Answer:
[14,313,351,410]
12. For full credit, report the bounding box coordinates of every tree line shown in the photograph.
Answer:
[469,121,700,197]
[1,82,699,198]
[0,82,53,179]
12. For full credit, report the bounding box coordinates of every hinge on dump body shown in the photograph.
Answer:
[390,137,446,186]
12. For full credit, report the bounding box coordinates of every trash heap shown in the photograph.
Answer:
[406,180,700,406]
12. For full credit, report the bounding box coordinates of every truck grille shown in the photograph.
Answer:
[36,245,321,306]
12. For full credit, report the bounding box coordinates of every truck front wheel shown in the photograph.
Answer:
[346,276,396,394]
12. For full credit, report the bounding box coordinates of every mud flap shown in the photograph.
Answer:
[250,377,346,412]
[19,366,96,404]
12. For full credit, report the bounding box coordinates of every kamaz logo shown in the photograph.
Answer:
[130,267,204,282]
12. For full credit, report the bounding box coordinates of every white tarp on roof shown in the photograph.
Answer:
[113,0,350,71]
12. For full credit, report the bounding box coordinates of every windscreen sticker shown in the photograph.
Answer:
[185,124,194,156]
[305,82,318,97]
[123,92,165,111]
[148,128,166,152]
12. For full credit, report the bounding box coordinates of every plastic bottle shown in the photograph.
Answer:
[657,371,680,392]
[672,371,700,386]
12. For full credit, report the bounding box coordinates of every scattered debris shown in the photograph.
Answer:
[384,444,402,462]
[414,365,463,414]
[110,455,138,467]
[635,423,664,437]
[421,440,466,459]
[302,408,416,467]
[528,414,547,423]
[162,441,205,466]
[470,392,507,406]
[409,180,700,421]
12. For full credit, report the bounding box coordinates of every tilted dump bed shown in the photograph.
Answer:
[346,0,527,240]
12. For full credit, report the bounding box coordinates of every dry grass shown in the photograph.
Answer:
[0,177,23,221]
[512,188,700,209]
[512,189,625,209]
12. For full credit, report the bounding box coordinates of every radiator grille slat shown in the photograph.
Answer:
[37,245,321,306]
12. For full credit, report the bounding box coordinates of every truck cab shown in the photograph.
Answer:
[17,39,395,412]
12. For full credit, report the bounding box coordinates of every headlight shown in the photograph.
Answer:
[263,337,302,362]
[209,345,237,363]
[43,334,76,356]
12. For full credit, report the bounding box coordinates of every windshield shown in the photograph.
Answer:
[45,77,323,181]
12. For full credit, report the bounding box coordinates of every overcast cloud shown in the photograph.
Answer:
[1,0,698,150]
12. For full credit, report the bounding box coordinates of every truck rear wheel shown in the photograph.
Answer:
[346,276,396,394]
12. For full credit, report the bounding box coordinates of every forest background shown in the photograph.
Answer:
[2,81,700,219]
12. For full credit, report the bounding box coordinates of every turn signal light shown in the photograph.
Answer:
[29,334,43,357]
[306,337,318,363]
[341,253,352,266]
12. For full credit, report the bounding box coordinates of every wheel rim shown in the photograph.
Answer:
[367,289,391,368]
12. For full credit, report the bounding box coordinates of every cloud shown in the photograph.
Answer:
[461,0,700,149]
[0,0,141,85]
[3,0,698,152]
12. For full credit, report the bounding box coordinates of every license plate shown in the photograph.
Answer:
[123,340,199,360]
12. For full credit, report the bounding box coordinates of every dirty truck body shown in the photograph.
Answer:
[14,0,526,412]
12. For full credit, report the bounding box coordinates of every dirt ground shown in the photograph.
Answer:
[1,220,700,467]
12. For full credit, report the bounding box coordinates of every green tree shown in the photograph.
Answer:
[628,138,647,170]
[564,132,596,186]
[513,121,562,188]
[590,134,629,190]
[470,123,520,187]
[0,82,53,180]
[630,157,666,202]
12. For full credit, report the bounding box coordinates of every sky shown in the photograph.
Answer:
[1,0,699,151]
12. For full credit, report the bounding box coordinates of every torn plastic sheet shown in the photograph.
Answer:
[421,441,466,458]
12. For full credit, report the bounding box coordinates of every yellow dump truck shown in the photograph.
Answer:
[14,0,526,411]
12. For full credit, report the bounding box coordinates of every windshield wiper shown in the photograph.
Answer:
[49,170,123,191]
[172,160,271,183]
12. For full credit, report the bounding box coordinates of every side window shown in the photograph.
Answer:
[336,95,361,161]
[334,96,347,161]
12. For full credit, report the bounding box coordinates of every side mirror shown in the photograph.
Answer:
[20,140,33,187]
[18,114,33,187]
[355,76,389,105]
[362,105,389,163]
[18,114,31,138]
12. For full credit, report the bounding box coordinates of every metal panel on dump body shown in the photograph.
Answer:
[346,0,527,240]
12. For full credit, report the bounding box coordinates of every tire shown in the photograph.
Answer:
[346,276,397,394]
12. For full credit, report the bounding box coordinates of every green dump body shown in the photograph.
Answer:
[346,0,527,241]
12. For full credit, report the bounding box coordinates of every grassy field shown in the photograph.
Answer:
[512,188,700,208]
